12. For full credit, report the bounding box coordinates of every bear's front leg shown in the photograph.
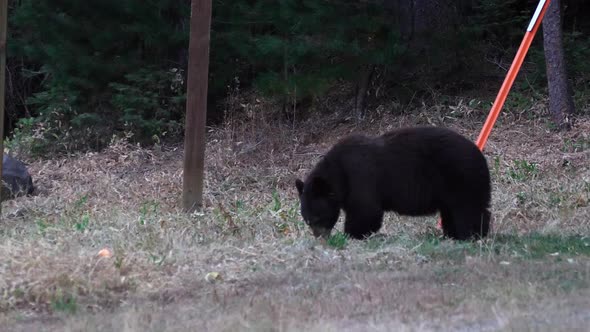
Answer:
[343,208,384,240]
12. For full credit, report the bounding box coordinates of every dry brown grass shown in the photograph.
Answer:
[1,99,590,330]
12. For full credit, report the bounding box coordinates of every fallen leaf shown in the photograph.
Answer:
[205,272,222,283]
[98,248,112,258]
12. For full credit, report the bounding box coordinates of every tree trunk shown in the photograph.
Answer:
[354,65,375,120]
[542,0,574,130]
[392,0,460,39]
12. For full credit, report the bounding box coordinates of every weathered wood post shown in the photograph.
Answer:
[183,0,213,212]
[0,0,8,216]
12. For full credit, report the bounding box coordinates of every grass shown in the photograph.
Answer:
[326,232,349,249]
[562,137,590,153]
[507,159,539,182]
[51,293,77,314]
[413,233,590,261]
[1,106,590,330]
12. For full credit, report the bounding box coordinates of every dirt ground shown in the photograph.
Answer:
[1,105,590,331]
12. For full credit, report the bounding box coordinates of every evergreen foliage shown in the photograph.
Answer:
[10,0,189,150]
[5,0,590,153]
[212,0,402,102]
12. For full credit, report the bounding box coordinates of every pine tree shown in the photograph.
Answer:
[12,0,189,149]
[212,0,402,106]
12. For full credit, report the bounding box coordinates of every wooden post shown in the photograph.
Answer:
[0,0,8,216]
[183,0,212,212]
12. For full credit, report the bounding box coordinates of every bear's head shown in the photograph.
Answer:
[295,176,340,238]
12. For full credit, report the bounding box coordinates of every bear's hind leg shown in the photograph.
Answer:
[447,206,490,241]
[440,208,458,239]
[472,209,491,239]
[344,209,384,240]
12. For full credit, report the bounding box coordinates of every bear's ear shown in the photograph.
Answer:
[295,179,304,196]
[309,176,333,197]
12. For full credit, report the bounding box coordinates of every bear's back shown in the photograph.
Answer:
[315,126,490,213]
[378,127,490,210]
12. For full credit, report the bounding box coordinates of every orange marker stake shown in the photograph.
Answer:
[437,0,552,229]
[476,0,551,150]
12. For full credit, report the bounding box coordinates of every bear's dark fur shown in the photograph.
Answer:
[295,126,491,241]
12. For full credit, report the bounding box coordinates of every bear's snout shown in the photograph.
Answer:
[311,225,332,239]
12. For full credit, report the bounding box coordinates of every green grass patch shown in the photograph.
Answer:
[507,159,539,182]
[491,234,590,259]
[51,293,78,314]
[74,212,90,232]
[562,137,590,153]
[414,235,479,261]
[326,232,349,249]
[363,233,590,262]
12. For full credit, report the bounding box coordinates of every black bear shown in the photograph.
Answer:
[295,126,491,241]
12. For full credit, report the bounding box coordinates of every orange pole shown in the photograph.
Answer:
[438,0,551,230]
[476,0,551,150]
